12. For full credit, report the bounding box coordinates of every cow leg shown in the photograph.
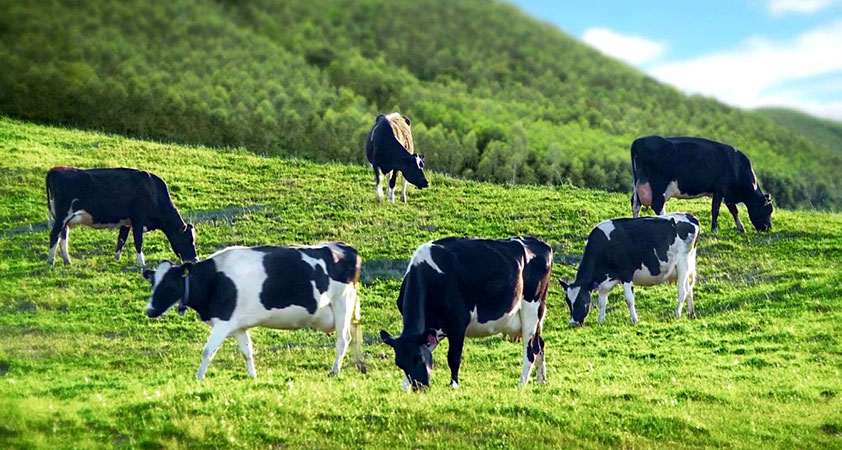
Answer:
[519,300,541,385]
[234,330,256,378]
[711,192,723,233]
[329,285,356,377]
[675,259,691,319]
[59,226,71,264]
[534,334,546,384]
[196,324,231,379]
[373,166,383,202]
[115,226,130,260]
[597,290,609,323]
[349,286,367,373]
[651,190,667,216]
[132,225,145,266]
[623,282,639,324]
[48,220,65,265]
[686,252,698,318]
[401,177,408,202]
[387,171,398,203]
[726,203,745,233]
[447,332,465,388]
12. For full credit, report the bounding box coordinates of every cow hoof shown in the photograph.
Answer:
[328,370,338,377]
[450,380,459,389]
[356,362,368,374]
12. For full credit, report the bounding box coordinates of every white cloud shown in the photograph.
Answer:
[582,28,666,65]
[648,20,842,120]
[769,0,834,16]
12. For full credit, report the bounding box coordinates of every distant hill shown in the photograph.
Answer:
[756,108,842,155]
[0,0,839,209]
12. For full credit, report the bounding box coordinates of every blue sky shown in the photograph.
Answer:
[511,0,842,120]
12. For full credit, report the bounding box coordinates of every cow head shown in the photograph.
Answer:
[143,261,190,318]
[380,329,436,390]
[559,280,593,326]
[746,191,773,232]
[170,223,198,262]
[401,154,429,189]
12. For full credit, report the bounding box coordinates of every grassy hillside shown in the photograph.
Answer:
[0,0,840,209]
[1,118,841,448]
[757,107,842,155]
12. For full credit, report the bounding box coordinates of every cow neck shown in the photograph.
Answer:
[573,247,600,289]
[400,270,426,337]
[178,260,210,315]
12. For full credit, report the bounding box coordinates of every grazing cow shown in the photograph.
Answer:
[560,213,701,326]
[380,237,552,390]
[631,136,773,232]
[365,113,428,202]
[143,242,366,379]
[46,167,197,266]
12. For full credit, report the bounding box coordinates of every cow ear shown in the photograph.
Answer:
[143,270,155,282]
[380,330,395,347]
[403,115,411,126]
[558,279,569,290]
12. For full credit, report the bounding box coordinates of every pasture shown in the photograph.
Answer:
[1,117,841,448]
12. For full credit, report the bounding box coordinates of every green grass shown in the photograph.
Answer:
[1,117,841,449]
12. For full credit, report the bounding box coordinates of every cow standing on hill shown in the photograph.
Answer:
[631,136,773,232]
[380,237,552,390]
[560,213,701,326]
[143,242,366,379]
[46,167,197,266]
[366,113,428,202]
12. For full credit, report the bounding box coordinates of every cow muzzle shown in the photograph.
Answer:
[145,305,162,318]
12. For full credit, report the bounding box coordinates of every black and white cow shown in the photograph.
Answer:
[365,113,428,202]
[380,237,552,389]
[143,242,366,379]
[631,136,773,232]
[560,213,701,326]
[46,167,197,266]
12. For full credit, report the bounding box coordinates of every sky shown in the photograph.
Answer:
[511,0,842,120]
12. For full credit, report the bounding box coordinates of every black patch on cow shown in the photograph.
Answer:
[255,246,328,313]
[183,259,237,321]
[676,221,697,241]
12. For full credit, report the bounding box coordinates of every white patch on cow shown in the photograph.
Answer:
[465,303,522,338]
[408,242,444,275]
[567,286,581,306]
[664,181,710,201]
[146,261,173,314]
[137,252,146,266]
[414,155,423,170]
[596,220,616,240]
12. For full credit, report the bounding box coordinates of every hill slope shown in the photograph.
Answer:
[756,107,842,155]
[1,118,841,448]
[0,0,840,209]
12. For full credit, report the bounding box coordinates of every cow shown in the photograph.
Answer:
[380,236,552,390]
[631,136,773,233]
[559,213,701,326]
[365,113,428,202]
[46,167,197,266]
[143,242,366,379]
